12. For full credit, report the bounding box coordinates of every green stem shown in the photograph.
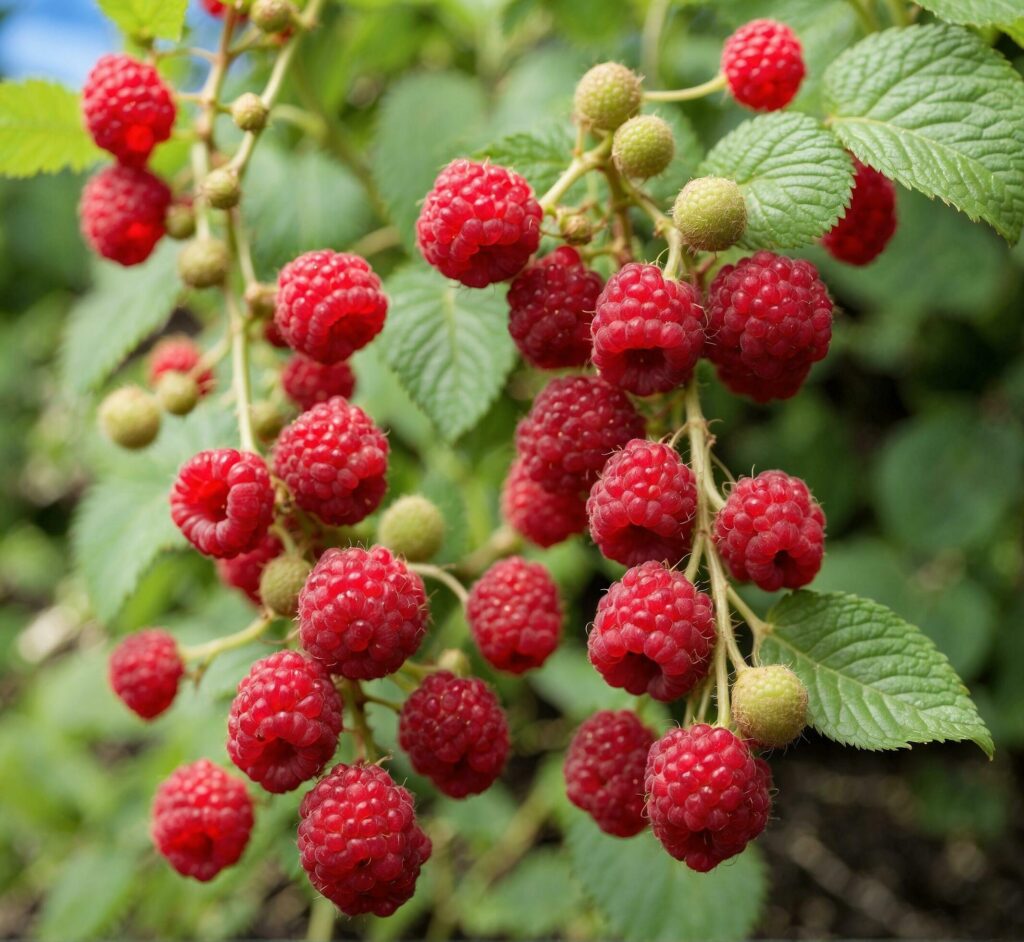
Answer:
[340,680,382,762]
[728,585,772,644]
[306,895,335,942]
[455,524,522,579]
[538,137,612,212]
[643,73,727,103]
[407,563,469,606]
[224,282,256,453]
[181,615,272,664]
[641,0,672,82]
[884,0,910,25]
[844,0,881,32]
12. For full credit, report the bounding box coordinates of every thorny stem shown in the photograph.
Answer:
[644,73,727,103]
[408,563,469,607]
[180,615,272,664]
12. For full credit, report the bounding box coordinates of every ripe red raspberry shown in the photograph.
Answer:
[507,247,603,368]
[169,449,274,559]
[298,763,432,917]
[722,19,805,112]
[821,158,897,266]
[108,629,183,720]
[589,561,714,702]
[398,671,509,798]
[587,439,697,567]
[201,0,243,15]
[281,354,356,412]
[227,651,343,794]
[515,375,645,495]
[298,546,427,678]
[79,164,170,266]
[216,532,283,604]
[591,264,705,396]
[501,457,588,548]
[706,250,833,403]
[466,557,561,674]
[714,470,825,591]
[645,724,772,871]
[264,318,288,348]
[82,54,176,166]
[151,759,254,881]
[275,250,387,364]
[148,335,215,395]
[564,710,655,838]
[273,397,389,526]
[416,159,542,288]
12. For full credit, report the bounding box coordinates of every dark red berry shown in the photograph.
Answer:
[501,457,588,548]
[281,354,356,412]
[821,158,897,266]
[108,629,183,720]
[722,19,805,112]
[79,164,170,266]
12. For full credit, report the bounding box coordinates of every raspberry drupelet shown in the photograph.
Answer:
[416,159,542,288]
[587,439,697,567]
[170,449,274,559]
[591,263,705,396]
[721,19,805,112]
[216,531,283,605]
[501,457,588,548]
[714,470,825,591]
[281,354,356,411]
[108,629,183,720]
[822,158,898,266]
[564,710,655,838]
[398,671,509,798]
[79,165,170,266]
[588,561,715,702]
[148,335,215,395]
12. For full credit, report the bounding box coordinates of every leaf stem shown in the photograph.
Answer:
[643,73,727,103]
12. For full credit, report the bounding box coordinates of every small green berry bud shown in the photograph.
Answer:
[251,400,287,442]
[672,176,747,252]
[165,203,196,240]
[558,212,594,246]
[574,62,643,132]
[202,167,241,210]
[251,0,294,32]
[231,92,269,133]
[612,115,675,179]
[178,237,230,289]
[245,282,277,320]
[156,371,200,416]
[99,386,161,450]
[259,554,312,617]
[732,665,808,748]
[377,495,445,562]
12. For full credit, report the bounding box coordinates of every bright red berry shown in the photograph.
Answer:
[298,546,427,678]
[227,651,343,794]
[515,375,645,495]
[281,354,356,412]
[170,449,274,559]
[722,19,805,112]
[273,396,388,526]
[108,629,183,720]
[714,470,825,591]
[564,710,655,838]
[398,671,509,798]
[587,439,697,567]
[645,724,772,871]
[591,264,705,395]
[705,250,833,403]
[298,763,432,917]
[275,250,387,364]
[822,158,898,266]
[82,54,176,166]
[589,561,715,702]
[148,335,215,395]
[501,457,588,548]
[466,556,561,674]
[79,165,170,266]
[507,247,603,368]
[417,159,542,288]
[151,759,254,881]
[216,532,283,605]
[201,0,244,15]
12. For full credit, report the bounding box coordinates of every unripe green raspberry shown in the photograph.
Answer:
[259,554,312,617]
[251,0,294,32]
[231,93,269,133]
[672,176,747,252]
[251,401,287,442]
[202,167,241,210]
[156,371,200,416]
[178,237,230,289]
[559,212,594,245]
[732,665,808,748]
[245,282,277,320]
[99,386,161,450]
[377,495,445,562]
[574,62,643,132]
[612,115,675,179]
[165,203,196,240]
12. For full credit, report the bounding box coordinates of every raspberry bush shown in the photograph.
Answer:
[2,0,1022,939]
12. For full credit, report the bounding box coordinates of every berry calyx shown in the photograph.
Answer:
[672,176,747,253]
[259,554,312,617]
[99,386,161,449]
[231,92,269,132]
[202,167,241,210]
[156,371,200,416]
[281,354,356,412]
[821,157,898,266]
[416,159,542,288]
[216,531,283,605]
[588,561,715,701]
[591,262,705,395]
[501,457,588,548]
[377,495,446,563]
[612,115,675,179]
[721,19,805,112]
[108,629,183,719]
[732,665,808,748]
[79,165,171,266]
[574,62,643,131]
[714,470,825,591]
[178,237,230,289]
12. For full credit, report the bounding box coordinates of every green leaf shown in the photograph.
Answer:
[1002,18,1024,46]
[915,0,1024,25]
[60,243,180,394]
[0,80,102,178]
[474,123,576,196]
[698,113,854,249]
[824,24,1024,242]
[97,0,188,40]
[761,591,994,757]
[567,815,766,942]
[377,265,516,442]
